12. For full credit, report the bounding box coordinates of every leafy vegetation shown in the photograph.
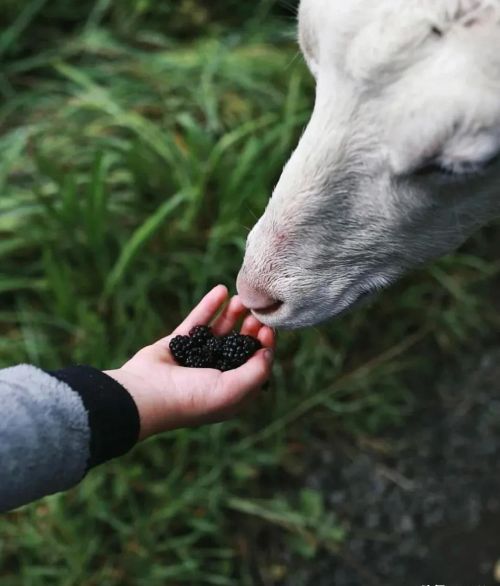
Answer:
[0,1,498,584]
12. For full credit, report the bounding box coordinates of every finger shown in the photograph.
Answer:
[240,314,262,337]
[172,285,228,336]
[220,348,273,400]
[257,326,275,349]
[211,295,248,336]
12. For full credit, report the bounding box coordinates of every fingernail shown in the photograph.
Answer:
[264,349,273,363]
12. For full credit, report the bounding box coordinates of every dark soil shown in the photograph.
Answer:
[287,348,500,586]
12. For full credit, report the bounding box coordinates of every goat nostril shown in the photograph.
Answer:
[254,300,283,315]
[237,273,282,312]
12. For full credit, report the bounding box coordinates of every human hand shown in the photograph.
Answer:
[105,285,275,440]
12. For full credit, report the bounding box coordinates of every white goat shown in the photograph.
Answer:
[237,0,500,328]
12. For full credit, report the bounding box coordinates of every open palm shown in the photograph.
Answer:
[106,285,275,438]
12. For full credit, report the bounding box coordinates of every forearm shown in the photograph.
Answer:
[0,365,140,513]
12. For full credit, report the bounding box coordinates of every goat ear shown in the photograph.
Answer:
[346,13,431,82]
[346,1,498,82]
[299,16,320,79]
[445,0,497,28]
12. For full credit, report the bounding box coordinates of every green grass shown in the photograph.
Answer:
[1,2,499,584]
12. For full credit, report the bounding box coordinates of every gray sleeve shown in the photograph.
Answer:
[0,365,90,513]
[0,364,140,513]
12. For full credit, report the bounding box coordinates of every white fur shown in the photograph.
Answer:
[237,0,500,328]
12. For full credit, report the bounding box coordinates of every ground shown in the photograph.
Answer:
[288,345,500,586]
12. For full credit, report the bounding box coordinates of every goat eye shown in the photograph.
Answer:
[411,161,479,184]
[411,153,499,183]
[410,152,500,187]
[413,162,445,178]
[412,161,463,181]
[430,25,444,37]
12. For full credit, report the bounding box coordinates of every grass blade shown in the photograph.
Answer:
[104,192,185,296]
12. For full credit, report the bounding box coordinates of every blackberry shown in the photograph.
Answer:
[203,336,223,363]
[205,336,222,355]
[242,335,262,354]
[168,335,193,366]
[221,333,261,370]
[189,325,213,345]
[184,347,212,369]
[169,325,262,372]
[216,359,232,373]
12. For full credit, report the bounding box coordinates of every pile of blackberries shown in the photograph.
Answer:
[169,325,262,371]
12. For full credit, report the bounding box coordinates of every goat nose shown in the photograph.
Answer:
[237,273,282,312]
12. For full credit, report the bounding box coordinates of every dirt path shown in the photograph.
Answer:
[287,348,500,586]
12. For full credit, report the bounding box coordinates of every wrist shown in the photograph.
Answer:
[47,365,140,467]
[104,368,161,441]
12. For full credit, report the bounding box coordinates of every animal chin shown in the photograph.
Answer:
[351,286,379,307]
[337,287,380,315]
[333,278,393,318]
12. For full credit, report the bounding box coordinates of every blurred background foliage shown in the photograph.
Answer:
[1,0,296,59]
[0,1,498,584]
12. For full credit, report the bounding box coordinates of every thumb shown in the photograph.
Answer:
[220,348,274,396]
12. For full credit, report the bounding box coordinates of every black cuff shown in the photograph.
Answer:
[46,365,140,470]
